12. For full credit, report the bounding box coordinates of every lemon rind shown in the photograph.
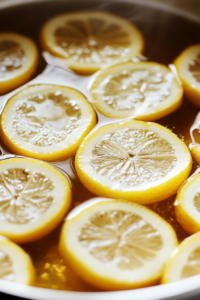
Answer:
[161,231,200,284]
[59,199,178,290]
[0,158,72,244]
[90,61,183,120]
[40,11,145,75]
[175,173,200,235]
[75,120,192,205]
[0,32,38,95]
[0,84,97,162]
[0,239,35,285]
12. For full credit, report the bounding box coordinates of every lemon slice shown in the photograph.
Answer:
[59,198,178,290]
[0,32,38,95]
[75,120,192,205]
[40,11,144,75]
[0,239,35,285]
[190,144,200,165]
[0,84,96,161]
[175,173,200,234]
[162,232,200,283]
[174,44,200,108]
[0,157,71,243]
[188,112,200,165]
[90,62,183,120]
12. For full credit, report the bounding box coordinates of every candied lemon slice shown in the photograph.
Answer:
[190,144,200,165]
[0,32,38,95]
[75,120,192,205]
[174,44,200,108]
[0,157,71,243]
[162,232,200,283]
[0,84,96,161]
[40,11,144,75]
[0,239,35,285]
[188,112,200,165]
[90,62,183,120]
[175,173,200,234]
[59,198,178,290]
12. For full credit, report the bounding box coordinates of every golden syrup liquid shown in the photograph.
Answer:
[0,0,200,292]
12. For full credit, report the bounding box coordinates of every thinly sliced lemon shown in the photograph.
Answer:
[175,173,200,234]
[0,32,38,95]
[190,144,200,165]
[0,239,35,285]
[162,232,200,283]
[174,44,200,108]
[0,84,96,161]
[189,112,200,165]
[75,120,192,205]
[40,11,144,75]
[0,157,71,243]
[90,62,183,120]
[59,198,178,290]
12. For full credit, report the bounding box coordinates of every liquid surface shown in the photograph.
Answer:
[0,0,200,293]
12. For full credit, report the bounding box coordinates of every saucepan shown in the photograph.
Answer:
[0,0,200,299]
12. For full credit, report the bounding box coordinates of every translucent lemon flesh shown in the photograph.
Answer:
[75,121,192,204]
[181,246,200,278]
[91,128,177,186]
[175,173,200,234]
[0,157,71,243]
[0,84,96,161]
[0,239,35,285]
[40,11,144,74]
[0,248,15,282]
[0,40,25,79]
[0,33,38,95]
[162,232,200,283]
[174,44,200,108]
[60,199,178,290]
[78,209,163,270]
[90,62,183,120]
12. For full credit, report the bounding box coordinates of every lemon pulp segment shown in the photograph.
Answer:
[0,84,96,161]
[190,143,200,165]
[174,44,200,108]
[175,173,200,234]
[0,32,38,95]
[75,120,192,204]
[0,239,35,285]
[59,199,178,290]
[162,232,200,283]
[0,157,71,243]
[90,62,183,120]
[40,11,144,74]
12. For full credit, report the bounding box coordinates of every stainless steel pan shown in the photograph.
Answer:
[0,1,200,299]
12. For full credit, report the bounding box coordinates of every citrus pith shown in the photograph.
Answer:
[40,11,144,74]
[75,120,192,204]
[0,84,96,161]
[0,32,38,95]
[0,157,72,243]
[59,198,178,290]
[90,61,183,120]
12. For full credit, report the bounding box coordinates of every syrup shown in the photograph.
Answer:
[0,0,200,292]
